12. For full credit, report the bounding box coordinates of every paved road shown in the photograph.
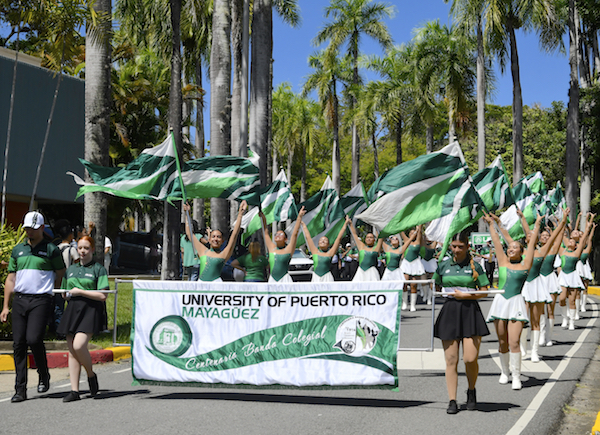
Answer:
[1,296,598,435]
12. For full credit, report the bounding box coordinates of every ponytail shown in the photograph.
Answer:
[469,256,479,282]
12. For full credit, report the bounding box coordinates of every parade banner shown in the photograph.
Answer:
[132,280,403,388]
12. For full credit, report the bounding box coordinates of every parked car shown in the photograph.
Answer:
[288,248,313,282]
[118,231,162,273]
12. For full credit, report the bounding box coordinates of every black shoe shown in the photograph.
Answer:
[466,388,477,411]
[37,375,50,393]
[88,373,99,397]
[63,391,80,403]
[446,399,459,414]
[11,391,27,403]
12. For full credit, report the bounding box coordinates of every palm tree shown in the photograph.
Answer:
[565,0,579,219]
[291,95,322,201]
[364,44,417,165]
[486,0,561,182]
[84,0,112,261]
[271,83,296,186]
[303,49,352,194]
[413,21,477,146]
[249,0,300,187]
[313,0,394,187]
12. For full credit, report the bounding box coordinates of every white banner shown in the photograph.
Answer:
[132,280,403,388]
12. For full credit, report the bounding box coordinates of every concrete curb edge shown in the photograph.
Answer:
[0,346,131,371]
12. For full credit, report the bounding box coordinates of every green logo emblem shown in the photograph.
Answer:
[333,316,379,357]
[150,315,192,357]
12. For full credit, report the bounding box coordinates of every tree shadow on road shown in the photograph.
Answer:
[475,401,521,412]
[148,391,433,408]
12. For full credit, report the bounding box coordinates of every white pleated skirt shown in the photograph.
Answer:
[312,272,335,283]
[540,272,561,295]
[353,266,381,282]
[421,258,437,274]
[381,268,406,286]
[269,273,293,283]
[401,258,425,276]
[522,277,553,303]
[486,293,529,323]
[577,260,593,281]
[557,270,585,290]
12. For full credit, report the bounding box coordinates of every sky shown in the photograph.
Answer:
[271,0,570,108]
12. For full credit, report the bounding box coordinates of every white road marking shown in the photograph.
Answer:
[113,368,131,374]
[0,397,11,403]
[507,301,599,435]
[56,383,71,389]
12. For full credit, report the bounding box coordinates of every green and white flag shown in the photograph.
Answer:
[548,181,567,220]
[287,176,342,247]
[472,155,514,212]
[241,170,297,244]
[133,280,402,387]
[68,134,180,201]
[499,172,546,239]
[68,133,260,202]
[424,168,485,255]
[356,142,477,238]
[310,182,368,245]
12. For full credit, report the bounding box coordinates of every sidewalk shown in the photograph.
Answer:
[0,342,131,371]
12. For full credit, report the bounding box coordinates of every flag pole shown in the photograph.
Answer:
[170,130,199,261]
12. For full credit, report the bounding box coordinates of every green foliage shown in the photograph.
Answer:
[0,223,26,338]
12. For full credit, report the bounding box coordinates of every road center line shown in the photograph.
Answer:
[113,368,131,374]
[507,301,598,435]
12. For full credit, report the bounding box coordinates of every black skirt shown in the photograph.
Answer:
[434,298,490,340]
[57,297,104,336]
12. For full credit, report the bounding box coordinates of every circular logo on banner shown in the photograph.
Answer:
[333,316,379,357]
[150,315,192,357]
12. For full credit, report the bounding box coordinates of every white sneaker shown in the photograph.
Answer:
[561,318,568,328]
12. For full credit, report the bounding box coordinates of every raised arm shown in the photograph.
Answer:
[286,206,306,254]
[516,208,530,234]
[522,215,543,270]
[491,213,515,245]
[221,200,248,259]
[483,212,509,267]
[183,202,208,256]
[301,221,318,255]
[400,231,416,256]
[347,219,365,251]
[574,214,594,257]
[583,222,596,254]
[539,208,569,257]
[259,210,276,252]
[326,216,350,256]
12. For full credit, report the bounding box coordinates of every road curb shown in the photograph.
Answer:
[589,286,600,296]
[0,346,131,371]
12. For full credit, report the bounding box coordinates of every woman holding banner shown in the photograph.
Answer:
[260,207,306,283]
[433,231,489,414]
[483,212,542,390]
[183,201,248,282]
[347,220,384,282]
[301,216,350,282]
[57,236,108,402]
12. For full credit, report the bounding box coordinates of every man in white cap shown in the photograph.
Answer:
[0,211,66,402]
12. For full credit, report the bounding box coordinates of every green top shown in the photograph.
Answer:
[312,254,332,277]
[62,261,109,292]
[199,255,226,282]
[358,250,378,271]
[581,253,589,262]
[404,244,421,262]
[422,247,436,261]
[10,240,65,295]
[237,253,268,281]
[433,256,489,289]
[180,234,201,267]
[269,251,291,281]
[540,254,557,276]
[561,254,579,274]
[497,267,528,299]
[526,256,544,282]
[385,251,402,271]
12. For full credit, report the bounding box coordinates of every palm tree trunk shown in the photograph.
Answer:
[448,108,456,144]
[332,82,341,194]
[210,0,232,232]
[372,130,379,179]
[351,64,360,187]
[592,32,600,76]
[241,0,249,156]
[301,146,306,202]
[84,0,111,261]
[566,0,579,221]
[426,125,434,153]
[193,58,205,228]
[231,0,243,157]
[395,117,402,165]
[249,0,272,186]
[508,20,523,183]
[286,145,293,188]
[476,16,485,172]
[163,0,184,280]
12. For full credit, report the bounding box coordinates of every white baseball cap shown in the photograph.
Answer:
[23,211,44,229]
